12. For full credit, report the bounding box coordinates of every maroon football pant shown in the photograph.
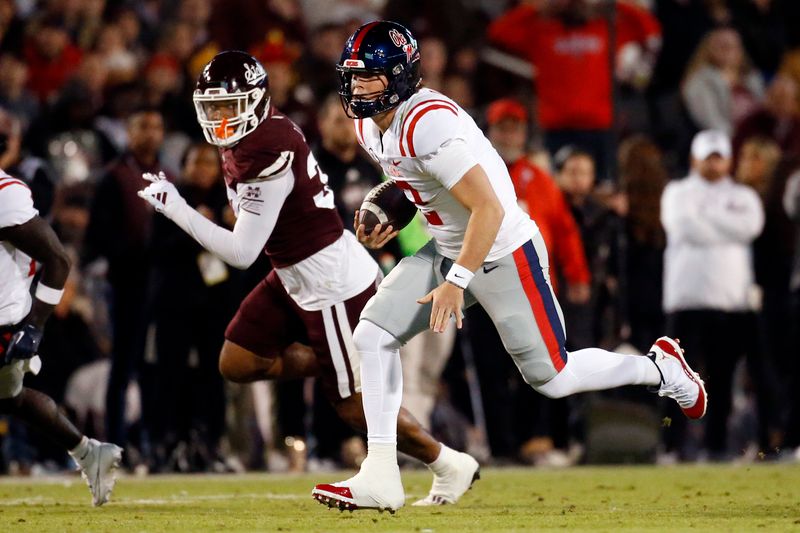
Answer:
[225,270,377,401]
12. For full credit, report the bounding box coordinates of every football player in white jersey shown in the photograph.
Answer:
[312,21,708,513]
[0,170,122,506]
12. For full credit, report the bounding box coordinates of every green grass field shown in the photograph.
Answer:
[0,464,798,532]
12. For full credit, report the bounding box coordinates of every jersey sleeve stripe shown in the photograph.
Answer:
[399,99,458,156]
[0,179,29,192]
[355,119,364,146]
[405,104,459,157]
[255,150,294,180]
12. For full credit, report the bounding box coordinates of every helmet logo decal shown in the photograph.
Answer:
[344,59,365,68]
[389,29,407,47]
[243,63,267,85]
[389,29,416,63]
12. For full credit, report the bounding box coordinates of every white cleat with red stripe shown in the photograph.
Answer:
[312,459,405,513]
[648,336,708,419]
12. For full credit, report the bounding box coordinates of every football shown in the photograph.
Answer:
[357,180,418,234]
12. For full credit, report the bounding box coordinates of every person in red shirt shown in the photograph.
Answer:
[23,15,83,104]
[487,0,661,181]
[486,98,591,303]
[476,98,591,464]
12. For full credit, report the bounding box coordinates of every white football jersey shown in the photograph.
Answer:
[355,88,538,262]
[0,171,38,326]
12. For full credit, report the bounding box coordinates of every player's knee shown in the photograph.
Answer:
[218,351,245,383]
[353,320,401,355]
[219,343,259,383]
[532,366,577,399]
[515,357,560,391]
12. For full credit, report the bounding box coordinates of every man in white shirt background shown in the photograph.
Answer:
[661,130,765,461]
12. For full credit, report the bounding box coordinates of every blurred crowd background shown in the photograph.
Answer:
[2,0,800,475]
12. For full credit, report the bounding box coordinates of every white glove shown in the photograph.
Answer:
[138,171,186,218]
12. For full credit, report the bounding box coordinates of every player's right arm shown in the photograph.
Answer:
[138,169,294,269]
[0,218,71,329]
[0,180,70,360]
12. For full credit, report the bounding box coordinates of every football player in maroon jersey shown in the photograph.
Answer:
[138,51,478,503]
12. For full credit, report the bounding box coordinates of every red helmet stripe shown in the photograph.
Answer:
[350,21,381,59]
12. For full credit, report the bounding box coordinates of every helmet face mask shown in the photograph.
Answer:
[337,21,421,119]
[194,87,268,147]
[193,51,270,147]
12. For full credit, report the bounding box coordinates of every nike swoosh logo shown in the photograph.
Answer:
[453,273,465,278]
[483,265,499,274]
[391,160,401,166]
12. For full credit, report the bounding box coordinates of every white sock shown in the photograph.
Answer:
[353,320,404,452]
[536,348,661,399]
[426,444,452,476]
[68,435,90,461]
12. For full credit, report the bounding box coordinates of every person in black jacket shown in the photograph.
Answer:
[83,108,168,459]
[149,142,236,471]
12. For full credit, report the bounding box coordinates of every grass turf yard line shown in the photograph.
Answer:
[0,464,797,532]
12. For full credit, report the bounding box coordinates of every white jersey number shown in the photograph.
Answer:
[307,152,335,210]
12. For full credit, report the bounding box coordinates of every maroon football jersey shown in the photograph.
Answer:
[220,107,343,268]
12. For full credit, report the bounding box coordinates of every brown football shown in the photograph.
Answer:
[358,180,418,234]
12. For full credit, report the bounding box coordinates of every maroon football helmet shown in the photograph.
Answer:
[194,51,271,147]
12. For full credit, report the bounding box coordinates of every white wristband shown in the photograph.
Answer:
[35,283,64,305]
[445,263,474,290]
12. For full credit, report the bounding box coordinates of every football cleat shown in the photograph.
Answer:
[648,336,707,419]
[413,450,480,506]
[312,461,405,513]
[75,439,123,506]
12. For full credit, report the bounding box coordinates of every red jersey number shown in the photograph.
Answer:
[394,180,443,225]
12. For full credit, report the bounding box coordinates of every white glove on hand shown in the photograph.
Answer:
[138,171,186,218]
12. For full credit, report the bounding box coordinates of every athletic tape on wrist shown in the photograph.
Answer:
[35,283,64,305]
[445,263,474,290]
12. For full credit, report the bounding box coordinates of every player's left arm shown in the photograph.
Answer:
[417,164,504,333]
[138,170,293,269]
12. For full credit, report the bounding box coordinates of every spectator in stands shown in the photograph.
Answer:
[419,36,448,93]
[0,0,25,55]
[83,108,171,463]
[487,98,590,302]
[23,14,83,104]
[295,22,348,101]
[149,143,233,472]
[555,147,620,347]
[314,93,382,231]
[661,129,764,460]
[94,23,140,86]
[733,76,800,160]
[682,28,764,137]
[735,136,791,454]
[0,54,39,129]
[209,0,307,53]
[782,168,800,460]
[645,0,720,172]
[251,38,317,141]
[728,0,788,76]
[617,135,668,353]
[471,97,592,464]
[24,52,118,172]
[487,0,661,181]
[0,108,56,216]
